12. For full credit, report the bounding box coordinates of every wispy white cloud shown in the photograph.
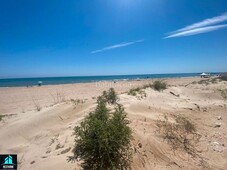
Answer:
[164,24,227,39]
[164,13,227,39]
[91,39,144,54]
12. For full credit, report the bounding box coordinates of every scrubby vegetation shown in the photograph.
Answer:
[128,87,141,96]
[127,87,147,99]
[32,99,41,112]
[141,81,167,92]
[101,88,118,104]
[155,115,212,167]
[50,90,66,104]
[193,78,220,86]
[152,81,167,91]
[127,81,167,97]
[156,115,199,154]
[70,89,132,169]
[71,99,85,106]
[197,79,210,85]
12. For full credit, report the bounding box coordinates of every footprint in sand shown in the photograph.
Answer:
[58,147,71,155]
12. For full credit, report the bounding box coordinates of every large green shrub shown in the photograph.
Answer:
[72,96,132,169]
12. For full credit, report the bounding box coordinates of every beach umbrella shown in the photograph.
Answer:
[38,81,43,86]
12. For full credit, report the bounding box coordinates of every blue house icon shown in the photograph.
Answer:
[4,155,13,164]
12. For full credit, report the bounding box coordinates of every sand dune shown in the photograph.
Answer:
[0,77,227,169]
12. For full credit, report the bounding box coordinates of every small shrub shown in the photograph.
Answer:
[32,99,41,112]
[106,88,118,104]
[152,81,167,91]
[71,98,132,169]
[137,90,147,99]
[50,90,66,104]
[101,88,118,105]
[127,87,147,99]
[175,116,196,133]
[35,104,41,112]
[128,87,141,96]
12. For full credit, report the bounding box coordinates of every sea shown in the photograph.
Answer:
[0,73,220,87]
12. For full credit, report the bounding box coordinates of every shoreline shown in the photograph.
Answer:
[0,76,201,89]
[0,72,216,88]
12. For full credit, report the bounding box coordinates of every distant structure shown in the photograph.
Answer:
[38,81,43,86]
[200,73,210,78]
[220,72,227,80]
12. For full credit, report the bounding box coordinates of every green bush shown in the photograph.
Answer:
[152,81,167,91]
[72,98,132,169]
[102,88,118,105]
[0,115,3,121]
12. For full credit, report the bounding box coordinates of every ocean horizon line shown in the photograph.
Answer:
[0,72,222,80]
[0,72,221,87]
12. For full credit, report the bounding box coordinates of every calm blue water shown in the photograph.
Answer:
[0,73,220,87]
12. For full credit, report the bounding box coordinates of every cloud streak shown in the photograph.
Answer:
[164,13,227,39]
[165,24,227,39]
[91,39,144,54]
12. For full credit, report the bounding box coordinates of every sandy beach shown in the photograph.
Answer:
[0,77,227,170]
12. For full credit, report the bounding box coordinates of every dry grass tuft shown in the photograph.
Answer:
[156,115,199,155]
[152,81,167,91]
[32,99,42,111]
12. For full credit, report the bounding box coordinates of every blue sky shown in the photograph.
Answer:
[0,0,227,78]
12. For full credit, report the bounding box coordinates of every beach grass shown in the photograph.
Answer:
[152,81,167,91]
[156,115,198,154]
